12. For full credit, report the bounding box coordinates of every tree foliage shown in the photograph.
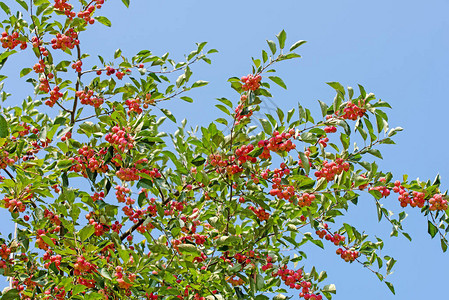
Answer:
[0,1,446,299]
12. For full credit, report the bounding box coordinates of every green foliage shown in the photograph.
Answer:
[0,1,445,300]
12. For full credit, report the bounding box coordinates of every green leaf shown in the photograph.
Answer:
[441,239,448,252]
[114,48,122,59]
[289,40,307,51]
[375,113,388,133]
[0,115,8,138]
[176,74,186,88]
[262,50,268,63]
[121,0,130,7]
[387,126,403,137]
[216,235,240,246]
[340,133,349,150]
[256,274,264,290]
[191,156,206,166]
[0,50,17,63]
[386,257,396,273]
[16,0,28,10]
[0,2,11,15]
[298,151,310,175]
[177,243,200,255]
[248,147,264,158]
[358,84,366,99]
[259,119,272,134]
[191,80,208,88]
[267,40,276,55]
[322,284,336,294]
[100,268,112,280]
[385,281,395,295]
[95,16,112,27]
[318,100,328,117]
[276,30,287,49]
[19,67,32,78]
[268,76,287,89]
[327,82,345,96]
[79,225,95,241]
[72,284,88,296]
[1,289,19,299]
[367,149,383,159]
[180,96,193,103]
[428,221,438,238]
[161,108,176,123]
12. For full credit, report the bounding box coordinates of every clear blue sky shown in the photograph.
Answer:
[2,0,449,299]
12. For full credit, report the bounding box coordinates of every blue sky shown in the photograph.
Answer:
[2,0,449,299]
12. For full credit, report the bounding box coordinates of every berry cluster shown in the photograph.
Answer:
[146,292,159,300]
[31,36,48,56]
[33,60,46,74]
[69,146,109,177]
[78,5,96,24]
[84,211,110,236]
[314,158,350,182]
[273,266,322,300]
[30,137,51,151]
[71,60,82,72]
[36,230,56,251]
[76,90,104,108]
[91,192,105,202]
[60,131,71,142]
[43,286,66,299]
[44,209,62,227]
[51,28,79,50]
[268,164,300,203]
[235,144,257,164]
[43,251,62,269]
[114,266,136,289]
[234,100,253,125]
[116,70,130,80]
[73,256,96,275]
[105,126,135,152]
[394,183,448,211]
[1,32,27,50]
[0,151,16,169]
[116,167,141,181]
[47,86,63,107]
[318,136,329,148]
[241,74,262,91]
[335,100,366,120]
[3,197,26,213]
[258,129,296,159]
[38,76,50,93]
[99,65,116,76]
[125,98,143,115]
[317,231,345,246]
[336,248,360,262]
[261,255,274,271]
[16,122,31,138]
[0,244,11,260]
[208,154,243,176]
[297,192,316,207]
[115,185,134,205]
[429,194,448,211]
[369,185,391,198]
[227,276,245,286]
[53,0,75,19]
[324,126,337,133]
[249,205,270,221]
[77,277,95,288]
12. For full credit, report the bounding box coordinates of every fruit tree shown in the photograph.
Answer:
[0,0,446,299]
